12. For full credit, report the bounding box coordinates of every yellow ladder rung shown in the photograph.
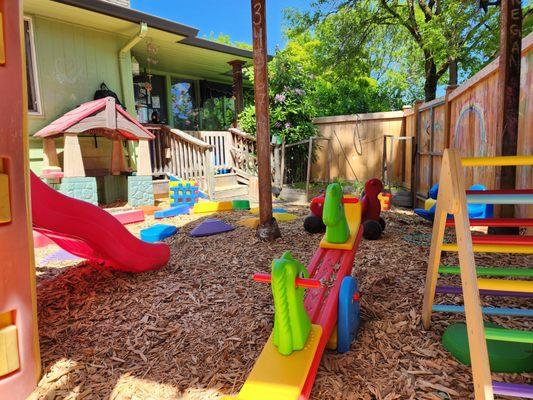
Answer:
[461,155,533,167]
[477,278,533,294]
[441,243,533,254]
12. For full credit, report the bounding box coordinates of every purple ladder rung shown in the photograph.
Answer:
[493,382,533,398]
[436,285,533,299]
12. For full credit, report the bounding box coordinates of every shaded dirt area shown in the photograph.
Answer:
[30,207,532,400]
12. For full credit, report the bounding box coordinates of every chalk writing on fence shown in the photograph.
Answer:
[454,103,487,156]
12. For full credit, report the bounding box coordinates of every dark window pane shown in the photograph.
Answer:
[24,20,38,112]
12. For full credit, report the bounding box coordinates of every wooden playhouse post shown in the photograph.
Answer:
[63,133,85,177]
[42,138,60,168]
[136,138,152,176]
[110,138,127,175]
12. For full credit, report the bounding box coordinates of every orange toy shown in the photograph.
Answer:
[0,1,41,398]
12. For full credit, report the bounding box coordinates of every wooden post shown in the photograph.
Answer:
[412,100,423,207]
[42,138,59,168]
[228,60,246,126]
[251,0,280,240]
[305,137,313,200]
[63,133,85,177]
[443,85,457,149]
[497,0,522,223]
[136,139,152,176]
[110,138,127,175]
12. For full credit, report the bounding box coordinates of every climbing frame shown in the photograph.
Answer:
[421,149,533,400]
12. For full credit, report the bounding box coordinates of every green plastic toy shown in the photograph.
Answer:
[271,251,312,356]
[442,323,533,373]
[232,200,250,210]
[323,183,350,244]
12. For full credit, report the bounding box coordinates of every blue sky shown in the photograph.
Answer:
[131,1,312,53]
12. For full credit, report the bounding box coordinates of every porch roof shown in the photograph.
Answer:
[24,0,255,82]
[34,97,154,141]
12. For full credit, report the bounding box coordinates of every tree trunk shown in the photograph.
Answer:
[493,0,522,233]
[424,59,438,101]
[448,59,458,86]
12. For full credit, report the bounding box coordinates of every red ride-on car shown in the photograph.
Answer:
[304,179,386,240]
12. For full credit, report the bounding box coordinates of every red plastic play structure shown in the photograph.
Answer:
[304,178,386,240]
[31,172,170,272]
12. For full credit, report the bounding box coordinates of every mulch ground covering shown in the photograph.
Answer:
[30,207,532,400]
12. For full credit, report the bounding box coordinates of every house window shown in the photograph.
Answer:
[24,18,41,114]
[170,79,197,130]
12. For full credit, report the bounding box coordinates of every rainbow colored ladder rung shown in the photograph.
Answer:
[485,327,533,344]
[432,304,533,317]
[466,191,533,205]
[492,382,533,398]
[169,179,199,207]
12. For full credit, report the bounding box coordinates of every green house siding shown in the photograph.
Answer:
[27,15,137,172]
[27,15,132,134]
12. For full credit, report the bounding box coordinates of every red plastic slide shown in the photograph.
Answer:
[30,172,170,272]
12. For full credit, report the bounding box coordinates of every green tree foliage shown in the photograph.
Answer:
[239,50,317,144]
[205,32,253,51]
[291,0,532,101]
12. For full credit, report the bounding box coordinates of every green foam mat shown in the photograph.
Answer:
[442,323,533,373]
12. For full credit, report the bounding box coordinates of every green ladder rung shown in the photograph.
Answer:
[485,327,533,344]
[439,265,533,277]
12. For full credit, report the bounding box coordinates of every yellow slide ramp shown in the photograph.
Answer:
[224,325,322,400]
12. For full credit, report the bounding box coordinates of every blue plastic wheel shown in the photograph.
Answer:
[337,276,360,353]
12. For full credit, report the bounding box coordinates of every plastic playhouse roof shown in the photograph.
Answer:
[34,97,154,141]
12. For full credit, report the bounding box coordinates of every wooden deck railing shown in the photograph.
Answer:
[229,128,259,175]
[144,125,281,198]
[186,131,233,170]
[143,124,215,197]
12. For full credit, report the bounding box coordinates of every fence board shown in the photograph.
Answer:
[312,112,405,184]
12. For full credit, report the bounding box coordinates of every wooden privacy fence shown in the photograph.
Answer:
[311,111,407,185]
[404,31,532,215]
[312,32,531,220]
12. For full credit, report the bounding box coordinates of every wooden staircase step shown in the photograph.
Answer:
[214,173,238,189]
[213,184,249,200]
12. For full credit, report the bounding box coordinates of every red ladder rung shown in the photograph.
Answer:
[446,218,533,227]
[470,235,533,245]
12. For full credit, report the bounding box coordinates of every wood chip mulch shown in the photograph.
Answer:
[30,207,532,400]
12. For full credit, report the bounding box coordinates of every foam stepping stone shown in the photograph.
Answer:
[193,201,233,214]
[111,209,145,225]
[190,218,235,237]
[274,212,297,222]
[33,231,54,248]
[237,217,260,228]
[232,200,251,210]
[140,224,178,243]
[138,205,162,216]
[251,207,288,214]
[154,205,191,219]
[40,249,83,266]
[442,322,533,373]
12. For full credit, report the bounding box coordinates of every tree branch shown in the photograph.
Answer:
[417,0,433,22]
